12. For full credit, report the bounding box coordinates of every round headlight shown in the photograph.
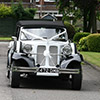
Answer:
[23,44,32,54]
[61,45,72,56]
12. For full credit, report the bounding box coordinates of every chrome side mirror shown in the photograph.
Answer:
[12,36,17,41]
[68,39,72,43]
[12,36,17,51]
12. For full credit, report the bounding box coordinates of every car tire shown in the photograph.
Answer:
[72,63,82,90]
[9,62,20,88]
[6,70,10,79]
[6,54,10,79]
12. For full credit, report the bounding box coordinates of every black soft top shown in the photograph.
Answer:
[17,20,66,28]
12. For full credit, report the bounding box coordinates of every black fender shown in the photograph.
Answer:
[71,43,84,61]
[67,60,82,69]
[7,48,14,68]
[11,52,35,67]
[79,53,84,61]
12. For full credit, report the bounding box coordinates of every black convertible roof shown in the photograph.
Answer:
[17,20,66,28]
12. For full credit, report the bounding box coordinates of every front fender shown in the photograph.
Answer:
[12,52,35,67]
[60,54,82,68]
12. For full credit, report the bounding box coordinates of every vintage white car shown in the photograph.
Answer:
[7,20,83,90]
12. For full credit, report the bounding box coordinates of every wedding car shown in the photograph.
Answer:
[7,20,83,90]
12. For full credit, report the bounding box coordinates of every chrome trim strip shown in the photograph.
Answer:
[11,66,80,74]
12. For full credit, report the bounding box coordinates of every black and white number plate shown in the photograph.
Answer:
[36,68,59,76]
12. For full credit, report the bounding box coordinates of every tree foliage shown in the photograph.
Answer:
[0,4,12,18]
[57,0,82,24]
[11,2,37,20]
[0,2,36,20]
[57,0,100,33]
[74,0,99,33]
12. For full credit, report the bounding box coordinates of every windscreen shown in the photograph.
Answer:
[20,27,67,41]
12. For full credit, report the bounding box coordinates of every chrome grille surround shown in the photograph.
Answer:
[49,46,58,66]
[37,45,46,66]
[37,45,58,66]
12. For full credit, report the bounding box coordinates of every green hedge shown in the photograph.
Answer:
[11,2,36,20]
[78,37,88,51]
[0,4,12,18]
[87,34,100,52]
[78,33,100,52]
[73,32,90,43]
[0,3,36,19]
[64,21,75,39]
[0,3,36,36]
[0,17,17,36]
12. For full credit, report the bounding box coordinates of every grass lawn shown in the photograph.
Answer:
[0,37,12,41]
[80,51,100,67]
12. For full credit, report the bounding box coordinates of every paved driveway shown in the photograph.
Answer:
[0,42,100,100]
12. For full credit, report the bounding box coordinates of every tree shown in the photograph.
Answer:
[56,0,83,32]
[57,0,82,24]
[57,0,100,33]
[11,1,36,20]
[74,0,99,33]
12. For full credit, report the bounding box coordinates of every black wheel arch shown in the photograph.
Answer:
[10,52,35,67]
[67,60,82,69]
[12,58,29,67]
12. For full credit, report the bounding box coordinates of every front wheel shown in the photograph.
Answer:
[72,63,82,90]
[9,62,20,88]
[6,70,10,79]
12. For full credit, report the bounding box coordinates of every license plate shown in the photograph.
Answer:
[37,68,59,73]
[36,68,59,76]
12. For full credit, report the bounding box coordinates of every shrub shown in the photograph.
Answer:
[11,2,25,20]
[64,21,75,39]
[73,32,90,43]
[78,37,88,51]
[75,27,83,33]
[0,2,37,36]
[87,34,100,52]
[11,2,36,20]
[0,3,36,20]
[0,4,12,18]
[24,8,37,19]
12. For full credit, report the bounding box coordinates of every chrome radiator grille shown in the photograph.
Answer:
[37,46,46,66]
[37,46,58,66]
[49,46,57,66]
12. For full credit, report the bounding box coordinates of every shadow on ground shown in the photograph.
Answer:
[19,77,72,90]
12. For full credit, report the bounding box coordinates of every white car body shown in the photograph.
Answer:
[7,20,83,89]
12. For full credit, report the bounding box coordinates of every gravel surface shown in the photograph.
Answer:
[0,42,100,100]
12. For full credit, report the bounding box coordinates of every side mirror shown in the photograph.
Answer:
[68,39,72,43]
[12,36,17,51]
[12,36,17,41]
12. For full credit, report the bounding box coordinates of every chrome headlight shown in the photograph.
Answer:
[22,44,32,54]
[61,45,72,56]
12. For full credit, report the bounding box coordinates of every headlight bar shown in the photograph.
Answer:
[61,44,72,56]
[22,44,32,54]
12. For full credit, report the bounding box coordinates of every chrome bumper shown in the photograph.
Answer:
[11,66,80,75]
